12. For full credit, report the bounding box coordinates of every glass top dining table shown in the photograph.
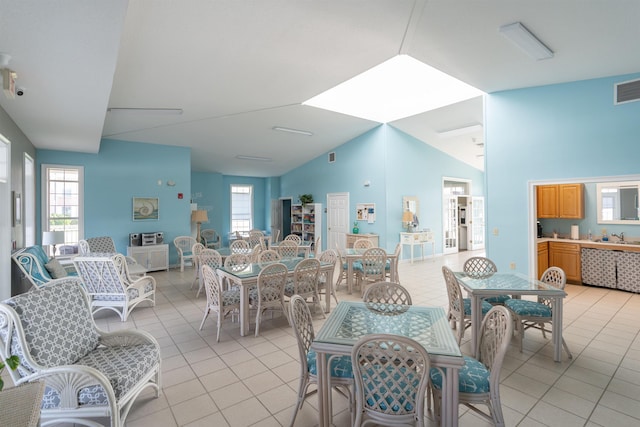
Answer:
[342,247,398,293]
[311,301,464,427]
[216,257,335,336]
[454,271,567,362]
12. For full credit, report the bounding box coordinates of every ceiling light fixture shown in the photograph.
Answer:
[272,126,313,136]
[107,108,183,115]
[437,124,483,138]
[236,155,272,162]
[498,22,554,61]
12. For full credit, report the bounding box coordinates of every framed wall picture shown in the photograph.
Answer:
[133,197,159,221]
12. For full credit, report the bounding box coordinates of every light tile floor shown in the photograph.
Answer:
[34,250,640,426]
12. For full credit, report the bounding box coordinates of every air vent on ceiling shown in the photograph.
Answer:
[328,152,336,163]
[615,78,640,105]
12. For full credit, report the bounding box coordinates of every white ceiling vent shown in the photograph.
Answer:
[614,78,640,105]
[328,152,336,163]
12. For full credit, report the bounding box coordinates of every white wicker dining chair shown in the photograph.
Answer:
[504,266,573,358]
[229,238,251,255]
[199,265,241,342]
[318,249,339,305]
[289,295,353,427]
[351,333,431,427]
[257,249,281,265]
[250,262,289,336]
[283,234,302,245]
[442,265,493,345]
[277,240,299,259]
[197,248,223,297]
[359,247,387,297]
[284,258,324,318]
[430,306,514,427]
[362,281,412,306]
[191,242,206,289]
[174,236,197,272]
[353,238,373,249]
[463,256,509,305]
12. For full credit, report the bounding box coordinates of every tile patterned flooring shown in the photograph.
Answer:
[33,250,640,426]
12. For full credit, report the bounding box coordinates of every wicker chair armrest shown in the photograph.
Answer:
[41,276,84,288]
[125,275,156,292]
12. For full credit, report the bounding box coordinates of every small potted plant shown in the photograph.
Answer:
[299,194,313,205]
[352,221,360,234]
[0,355,19,391]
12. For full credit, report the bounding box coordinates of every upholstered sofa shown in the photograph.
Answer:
[12,245,81,289]
[0,281,161,427]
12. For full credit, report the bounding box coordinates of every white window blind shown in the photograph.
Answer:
[231,185,253,233]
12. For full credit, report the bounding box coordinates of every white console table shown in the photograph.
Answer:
[400,231,435,263]
[127,244,169,272]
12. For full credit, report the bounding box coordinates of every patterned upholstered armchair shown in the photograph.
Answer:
[78,236,146,277]
[12,245,81,289]
[0,281,161,427]
[73,254,156,322]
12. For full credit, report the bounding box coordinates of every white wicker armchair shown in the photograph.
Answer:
[0,281,161,427]
[73,254,156,322]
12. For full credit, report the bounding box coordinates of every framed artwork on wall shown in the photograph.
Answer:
[133,197,159,221]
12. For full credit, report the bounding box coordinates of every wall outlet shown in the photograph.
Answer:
[492,228,499,236]
[509,262,516,270]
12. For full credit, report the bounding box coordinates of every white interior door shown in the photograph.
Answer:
[443,195,458,254]
[327,192,349,251]
[469,196,485,250]
[0,134,11,300]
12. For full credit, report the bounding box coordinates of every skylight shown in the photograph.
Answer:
[303,55,484,123]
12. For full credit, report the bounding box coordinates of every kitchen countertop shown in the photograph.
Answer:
[537,237,640,252]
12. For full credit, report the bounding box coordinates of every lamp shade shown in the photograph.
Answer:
[191,209,208,223]
[402,210,413,223]
[43,230,65,246]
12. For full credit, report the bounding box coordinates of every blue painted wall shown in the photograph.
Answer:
[280,124,484,256]
[485,72,640,273]
[37,139,191,265]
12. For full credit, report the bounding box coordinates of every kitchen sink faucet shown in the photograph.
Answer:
[611,232,625,242]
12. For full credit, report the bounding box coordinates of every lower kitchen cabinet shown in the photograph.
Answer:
[537,242,549,279]
[616,251,640,293]
[549,241,581,283]
[580,247,617,289]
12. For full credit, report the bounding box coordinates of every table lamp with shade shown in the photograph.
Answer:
[402,210,414,232]
[191,209,208,243]
[43,231,65,258]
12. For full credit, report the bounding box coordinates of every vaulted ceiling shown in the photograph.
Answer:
[1,1,639,175]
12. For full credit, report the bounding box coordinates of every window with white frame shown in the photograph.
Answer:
[231,184,253,234]
[42,165,84,255]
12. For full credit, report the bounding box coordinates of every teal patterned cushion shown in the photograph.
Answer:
[505,299,551,317]
[430,355,489,393]
[351,261,364,272]
[222,289,241,305]
[307,350,353,378]
[483,294,511,304]
[463,298,493,316]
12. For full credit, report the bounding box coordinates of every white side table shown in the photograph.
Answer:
[400,231,435,263]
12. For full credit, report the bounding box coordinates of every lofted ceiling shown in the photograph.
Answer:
[1,1,639,175]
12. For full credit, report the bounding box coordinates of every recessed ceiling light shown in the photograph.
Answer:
[107,108,183,115]
[499,22,554,61]
[272,126,313,136]
[236,155,272,162]
[303,54,484,123]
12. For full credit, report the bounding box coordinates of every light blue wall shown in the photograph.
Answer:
[485,72,640,273]
[280,124,484,255]
[37,139,192,265]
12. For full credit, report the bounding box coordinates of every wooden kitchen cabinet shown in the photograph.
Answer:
[536,185,559,218]
[549,241,581,283]
[537,241,549,279]
[536,183,584,219]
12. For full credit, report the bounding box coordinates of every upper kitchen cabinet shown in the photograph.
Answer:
[536,183,584,219]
